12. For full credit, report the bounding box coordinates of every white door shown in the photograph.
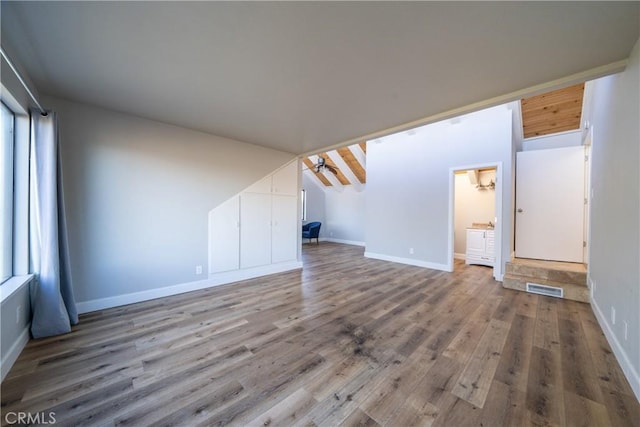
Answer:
[209,196,240,273]
[240,193,272,268]
[271,195,298,263]
[515,146,585,262]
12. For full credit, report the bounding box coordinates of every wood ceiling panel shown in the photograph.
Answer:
[303,157,332,186]
[521,83,584,138]
[337,147,366,184]
[319,153,350,185]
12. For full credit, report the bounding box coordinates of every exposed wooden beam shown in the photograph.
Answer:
[302,157,332,186]
[319,153,350,185]
[359,141,367,153]
[337,147,366,184]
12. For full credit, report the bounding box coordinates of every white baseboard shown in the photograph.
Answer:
[364,252,450,272]
[454,253,466,260]
[1,326,30,382]
[324,238,365,247]
[591,297,640,401]
[76,261,303,314]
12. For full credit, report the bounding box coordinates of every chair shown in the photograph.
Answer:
[302,222,321,244]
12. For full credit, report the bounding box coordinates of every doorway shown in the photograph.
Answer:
[448,162,503,280]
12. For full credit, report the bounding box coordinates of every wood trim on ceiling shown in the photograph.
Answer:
[337,147,366,184]
[521,83,585,138]
[302,157,332,186]
[318,153,351,185]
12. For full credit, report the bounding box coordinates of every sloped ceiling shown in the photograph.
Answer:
[521,83,585,138]
[303,143,366,188]
[1,2,638,155]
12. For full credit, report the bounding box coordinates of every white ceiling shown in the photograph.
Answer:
[2,2,638,155]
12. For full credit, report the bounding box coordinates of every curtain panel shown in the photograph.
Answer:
[29,111,78,338]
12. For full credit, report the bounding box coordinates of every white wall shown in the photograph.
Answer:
[366,105,513,274]
[521,129,582,151]
[325,185,366,245]
[454,170,496,256]
[585,38,640,399]
[45,96,296,307]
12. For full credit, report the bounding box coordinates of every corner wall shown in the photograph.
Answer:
[586,38,640,399]
[45,96,296,309]
[365,105,513,274]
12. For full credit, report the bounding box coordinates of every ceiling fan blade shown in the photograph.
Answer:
[326,165,339,175]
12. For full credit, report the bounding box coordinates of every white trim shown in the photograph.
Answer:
[300,60,627,158]
[454,252,466,260]
[364,252,450,272]
[591,297,640,401]
[1,325,29,382]
[522,128,581,143]
[324,238,365,247]
[448,162,503,282]
[76,261,303,314]
[0,274,34,305]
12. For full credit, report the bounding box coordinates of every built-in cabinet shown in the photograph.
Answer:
[209,161,299,274]
[466,228,495,267]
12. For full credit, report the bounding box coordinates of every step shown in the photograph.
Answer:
[505,260,586,287]
[503,273,589,303]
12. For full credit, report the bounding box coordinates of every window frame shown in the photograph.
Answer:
[301,189,307,221]
[1,101,15,283]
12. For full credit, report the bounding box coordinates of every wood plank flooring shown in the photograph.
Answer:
[2,243,638,426]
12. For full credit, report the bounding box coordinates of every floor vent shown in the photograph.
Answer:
[526,282,564,299]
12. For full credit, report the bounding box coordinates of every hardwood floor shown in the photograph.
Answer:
[2,243,638,426]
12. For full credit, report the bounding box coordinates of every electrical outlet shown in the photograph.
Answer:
[611,307,616,325]
[195,265,203,275]
[409,248,414,255]
[624,321,628,341]
[16,305,21,324]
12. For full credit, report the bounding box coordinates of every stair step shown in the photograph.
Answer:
[503,273,589,303]
[505,262,586,287]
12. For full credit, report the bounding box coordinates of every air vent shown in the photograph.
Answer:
[526,282,563,299]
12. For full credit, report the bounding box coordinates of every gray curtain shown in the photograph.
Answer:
[29,111,78,338]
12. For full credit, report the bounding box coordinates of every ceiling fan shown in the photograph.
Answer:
[307,156,339,175]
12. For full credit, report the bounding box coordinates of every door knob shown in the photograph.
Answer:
[517,208,523,213]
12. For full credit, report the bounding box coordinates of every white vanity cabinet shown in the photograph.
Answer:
[465,228,495,267]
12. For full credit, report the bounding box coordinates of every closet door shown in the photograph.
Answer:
[209,196,240,273]
[240,193,272,268]
[272,160,298,196]
[271,195,298,264]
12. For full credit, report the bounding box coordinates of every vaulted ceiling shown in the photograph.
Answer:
[521,83,585,138]
[303,143,366,188]
[2,2,638,155]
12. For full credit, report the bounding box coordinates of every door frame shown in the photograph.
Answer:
[447,161,503,281]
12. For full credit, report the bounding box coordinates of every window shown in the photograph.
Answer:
[1,102,15,283]
[301,189,307,221]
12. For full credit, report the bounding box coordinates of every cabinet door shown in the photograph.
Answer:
[271,195,298,264]
[466,229,486,256]
[244,175,272,194]
[271,160,298,196]
[209,196,240,273]
[240,193,272,268]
